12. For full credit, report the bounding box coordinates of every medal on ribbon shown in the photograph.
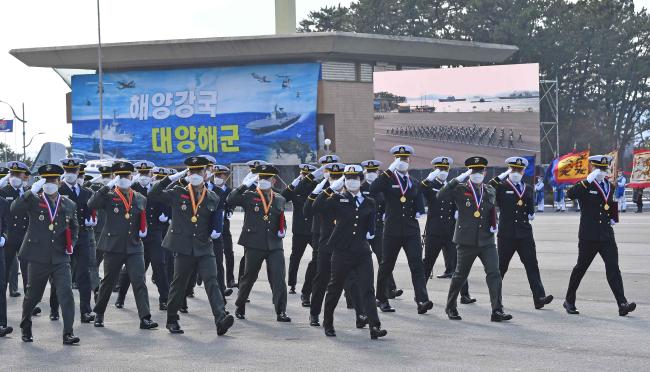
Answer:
[594,180,611,210]
[468,181,484,218]
[392,172,409,203]
[114,187,133,219]
[256,187,274,220]
[41,194,61,231]
[506,179,526,206]
[187,184,207,223]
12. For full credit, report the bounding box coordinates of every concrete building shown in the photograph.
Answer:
[10,32,517,162]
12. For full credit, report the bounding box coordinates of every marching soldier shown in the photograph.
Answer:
[89,165,113,289]
[438,156,512,322]
[361,160,402,300]
[564,155,636,316]
[0,191,12,337]
[421,157,474,304]
[489,157,553,309]
[319,165,387,340]
[89,161,158,330]
[13,164,80,344]
[370,145,433,314]
[210,164,235,297]
[282,163,316,295]
[228,164,291,322]
[149,156,234,335]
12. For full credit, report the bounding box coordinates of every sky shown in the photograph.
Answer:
[1,0,649,158]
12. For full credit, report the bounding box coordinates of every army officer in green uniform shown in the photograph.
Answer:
[13,164,80,345]
[438,156,512,322]
[229,164,291,323]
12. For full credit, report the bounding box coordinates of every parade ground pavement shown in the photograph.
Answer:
[3,211,649,371]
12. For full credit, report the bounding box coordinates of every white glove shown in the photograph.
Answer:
[388,158,400,172]
[243,173,258,188]
[107,175,119,188]
[0,236,5,247]
[415,212,423,219]
[210,230,221,239]
[454,210,458,220]
[30,178,47,193]
[366,232,375,240]
[0,174,10,188]
[311,165,325,180]
[610,219,616,226]
[91,215,98,226]
[291,175,302,187]
[426,169,440,182]
[498,169,512,180]
[169,169,188,182]
[139,228,147,238]
[132,173,141,182]
[490,226,498,234]
[158,213,169,223]
[330,177,345,191]
[586,169,601,183]
[312,178,328,195]
[84,217,94,227]
[528,214,535,221]
[456,169,472,182]
[277,230,286,238]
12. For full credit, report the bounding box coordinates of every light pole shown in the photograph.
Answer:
[97,0,104,158]
[25,132,45,150]
[0,100,26,161]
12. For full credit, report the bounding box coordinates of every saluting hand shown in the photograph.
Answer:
[388,158,400,172]
[311,165,326,180]
[107,176,120,188]
[169,169,188,182]
[586,169,601,183]
[330,177,345,191]
[312,178,328,194]
[30,178,47,193]
[426,169,440,182]
[498,169,512,180]
[455,169,472,182]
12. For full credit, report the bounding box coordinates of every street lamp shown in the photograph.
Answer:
[25,132,45,149]
[0,100,26,161]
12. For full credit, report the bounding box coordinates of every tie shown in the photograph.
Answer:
[516,183,522,194]
[354,196,360,207]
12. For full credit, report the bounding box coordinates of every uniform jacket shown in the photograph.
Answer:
[567,179,618,242]
[489,177,535,239]
[88,186,147,254]
[213,184,233,237]
[369,169,425,238]
[295,176,320,235]
[59,182,93,233]
[282,181,313,236]
[227,185,285,251]
[89,182,109,235]
[133,183,170,233]
[11,191,79,264]
[305,182,339,252]
[438,179,497,247]
[315,190,375,255]
[362,181,386,228]
[150,177,221,257]
[0,197,8,242]
[0,185,29,247]
[421,178,457,237]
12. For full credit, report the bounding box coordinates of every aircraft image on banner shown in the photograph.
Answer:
[251,73,271,83]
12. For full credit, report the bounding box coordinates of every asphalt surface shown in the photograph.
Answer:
[2,211,649,371]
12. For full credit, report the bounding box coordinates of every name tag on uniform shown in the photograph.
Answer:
[5,197,13,201]
[362,191,370,195]
[391,185,400,188]
[340,199,349,203]
[506,191,514,194]
[589,191,598,194]
[432,188,440,192]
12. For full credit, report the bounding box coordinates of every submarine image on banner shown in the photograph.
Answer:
[247,104,301,135]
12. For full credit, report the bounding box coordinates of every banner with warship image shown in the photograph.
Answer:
[71,63,320,165]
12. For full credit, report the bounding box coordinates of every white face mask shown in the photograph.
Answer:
[213,177,225,186]
[508,172,523,183]
[63,173,78,185]
[345,179,361,192]
[138,176,152,187]
[43,183,58,195]
[76,178,84,186]
[469,173,485,184]
[437,170,449,181]
[187,174,204,186]
[204,170,213,181]
[596,171,607,182]
[9,176,23,188]
[117,178,132,189]
[396,160,409,172]
[365,172,378,183]
[258,179,272,190]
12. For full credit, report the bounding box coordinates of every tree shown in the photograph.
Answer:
[0,142,32,166]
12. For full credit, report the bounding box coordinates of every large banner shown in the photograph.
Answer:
[629,149,650,188]
[553,150,590,185]
[373,63,540,168]
[0,119,13,132]
[71,63,320,165]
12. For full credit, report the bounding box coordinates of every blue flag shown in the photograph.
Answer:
[0,120,13,132]
[524,155,535,177]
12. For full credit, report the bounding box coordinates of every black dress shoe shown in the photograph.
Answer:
[619,302,636,316]
[378,302,395,312]
[276,312,291,322]
[460,295,477,304]
[0,326,13,337]
[21,326,33,342]
[63,333,80,345]
[309,314,320,327]
[216,314,234,335]
[437,272,453,279]
[9,291,21,297]
[563,301,579,315]
[159,302,168,311]
[534,295,554,309]
[491,309,513,322]
[72,282,79,290]
[324,327,336,337]
[446,308,462,320]
[80,313,96,323]
[289,286,296,294]
[370,326,387,340]
[235,307,245,320]
[140,318,159,330]
[417,301,433,314]
[356,315,368,329]
[228,280,238,288]
[388,289,403,299]
[32,306,41,316]
[115,299,124,309]
[179,306,188,314]
[50,312,60,321]
[301,295,311,307]
[166,321,184,334]
[94,314,105,327]
[224,288,233,297]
